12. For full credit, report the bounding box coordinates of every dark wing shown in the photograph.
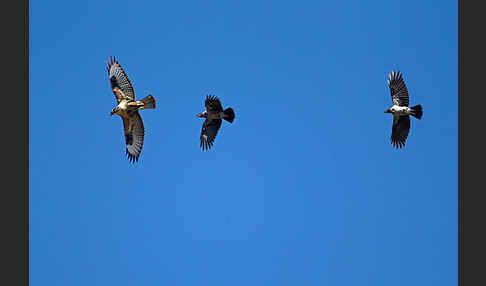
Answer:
[107,56,136,103]
[122,111,145,162]
[391,115,410,149]
[200,118,222,151]
[387,71,409,107]
[205,95,224,112]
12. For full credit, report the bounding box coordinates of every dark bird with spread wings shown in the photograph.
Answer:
[107,57,156,162]
[196,95,235,151]
[384,71,423,149]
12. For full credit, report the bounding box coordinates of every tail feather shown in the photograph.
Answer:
[223,107,235,123]
[139,94,156,109]
[410,104,423,120]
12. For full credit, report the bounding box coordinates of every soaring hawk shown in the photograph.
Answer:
[384,71,423,149]
[107,56,156,162]
[196,95,235,150]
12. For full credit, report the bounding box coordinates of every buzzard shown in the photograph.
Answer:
[107,56,156,162]
[384,71,423,149]
[196,95,235,150]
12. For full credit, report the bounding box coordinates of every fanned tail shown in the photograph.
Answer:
[410,104,422,119]
[223,108,235,123]
[139,94,156,109]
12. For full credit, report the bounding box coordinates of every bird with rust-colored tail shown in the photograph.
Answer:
[107,56,156,162]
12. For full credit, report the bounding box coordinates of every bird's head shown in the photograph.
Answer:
[110,108,117,116]
[196,111,207,118]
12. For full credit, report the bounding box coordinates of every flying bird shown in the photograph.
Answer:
[107,56,156,162]
[196,95,235,150]
[384,70,423,149]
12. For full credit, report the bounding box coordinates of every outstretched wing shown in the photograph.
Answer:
[387,71,409,107]
[391,115,410,149]
[107,56,136,103]
[122,112,145,162]
[205,95,224,112]
[200,118,222,151]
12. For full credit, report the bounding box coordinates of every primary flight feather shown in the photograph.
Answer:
[196,95,235,151]
[107,56,156,162]
[384,70,423,149]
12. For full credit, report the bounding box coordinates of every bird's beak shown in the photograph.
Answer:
[110,111,115,116]
[384,109,390,113]
[196,113,202,117]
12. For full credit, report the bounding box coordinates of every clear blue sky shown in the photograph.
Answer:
[30,1,457,285]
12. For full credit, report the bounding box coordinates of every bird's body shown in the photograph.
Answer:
[384,71,423,149]
[112,100,130,117]
[389,105,413,117]
[111,98,148,117]
[196,95,235,151]
[199,110,232,121]
[107,57,156,162]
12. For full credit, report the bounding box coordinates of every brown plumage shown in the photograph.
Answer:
[107,57,156,162]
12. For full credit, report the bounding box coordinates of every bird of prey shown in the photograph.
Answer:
[107,56,156,162]
[384,70,423,149]
[196,95,235,150]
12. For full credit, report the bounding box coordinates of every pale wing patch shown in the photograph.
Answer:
[113,87,127,103]
[107,56,136,102]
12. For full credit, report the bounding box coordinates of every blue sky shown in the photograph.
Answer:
[30,1,457,285]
